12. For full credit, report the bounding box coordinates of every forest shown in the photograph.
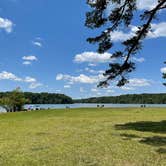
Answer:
[1,92,166,104]
[0,92,73,104]
[74,93,166,104]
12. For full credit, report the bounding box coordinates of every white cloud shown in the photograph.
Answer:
[111,22,166,42]
[121,86,135,91]
[132,57,145,63]
[0,71,42,89]
[106,89,114,93]
[22,56,37,61]
[0,71,22,81]
[111,30,133,42]
[107,0,158,12]
[91,88,98,92]
[128,78,151,87]
[32,41,42,47]
[88,63,97,67]
[22,61,32,65]
[64,85,71,89]
[29,82,43,89]
[115,78,152,91]
[74,52,114,63]
[24,76,36,83]
[0,17,13,33]
[56,73,105,84]
[85,67,104,74]
[161,67,166,74]
[148,22,166,38]
[56,74,64,81]
[137,0,158,10]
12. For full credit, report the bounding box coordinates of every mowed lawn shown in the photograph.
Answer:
[0,108,166,166]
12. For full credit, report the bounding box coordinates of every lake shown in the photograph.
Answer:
[1,104,166,113]
[24,103,166,110]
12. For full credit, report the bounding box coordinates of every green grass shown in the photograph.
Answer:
[0,108,166,166]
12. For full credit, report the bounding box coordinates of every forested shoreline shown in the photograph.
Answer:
[74,93,166,104]
[0,92,73,104]
[1,92,166,104]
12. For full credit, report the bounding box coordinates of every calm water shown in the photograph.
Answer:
[24,103,166,110]
[1,104,166,113]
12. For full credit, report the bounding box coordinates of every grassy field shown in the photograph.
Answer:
[0,108,165,166]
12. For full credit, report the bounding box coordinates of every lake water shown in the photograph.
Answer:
[24,103,166,110]
[1,104,166,113]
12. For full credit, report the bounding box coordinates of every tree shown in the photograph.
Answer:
[0,97,13,112]
[85,0,166,87]
[0,88,27,112]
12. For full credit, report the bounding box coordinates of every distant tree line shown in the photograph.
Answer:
[75,93,166,104]
[0,91,73,106]
[23,92,73,104]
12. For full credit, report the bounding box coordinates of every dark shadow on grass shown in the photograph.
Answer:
[157,148,166,154]
[120,133,141,140]
[115,121,166,134]
[120,134,166,154]
[140,136,166,146]
[115,121,166,154]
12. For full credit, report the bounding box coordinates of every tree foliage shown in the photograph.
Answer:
[0,88,27,112]
[23,92,73,104]
[0,92,73,105]
[86,0,166,87]
[75,93,166,104]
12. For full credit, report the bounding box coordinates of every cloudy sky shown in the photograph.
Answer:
[0,0,166,98]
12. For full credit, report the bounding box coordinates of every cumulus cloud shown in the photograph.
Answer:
[161,67,166,74]
[0,71,42,89]
[111,22,166,42]
[107,0,158,12]
[137,0,158,10]
[22,55,38,61]
[0,71,22,81]
[118,78,152,91]
[106,0,159,18]
[56,73,105,84]
[74,52,114,63]
[0,17,13,33]
[148,22,166,38]
[22,56,38,65]
[111,30,134,42]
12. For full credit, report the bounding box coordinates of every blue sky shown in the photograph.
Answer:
[0,0,166,99]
